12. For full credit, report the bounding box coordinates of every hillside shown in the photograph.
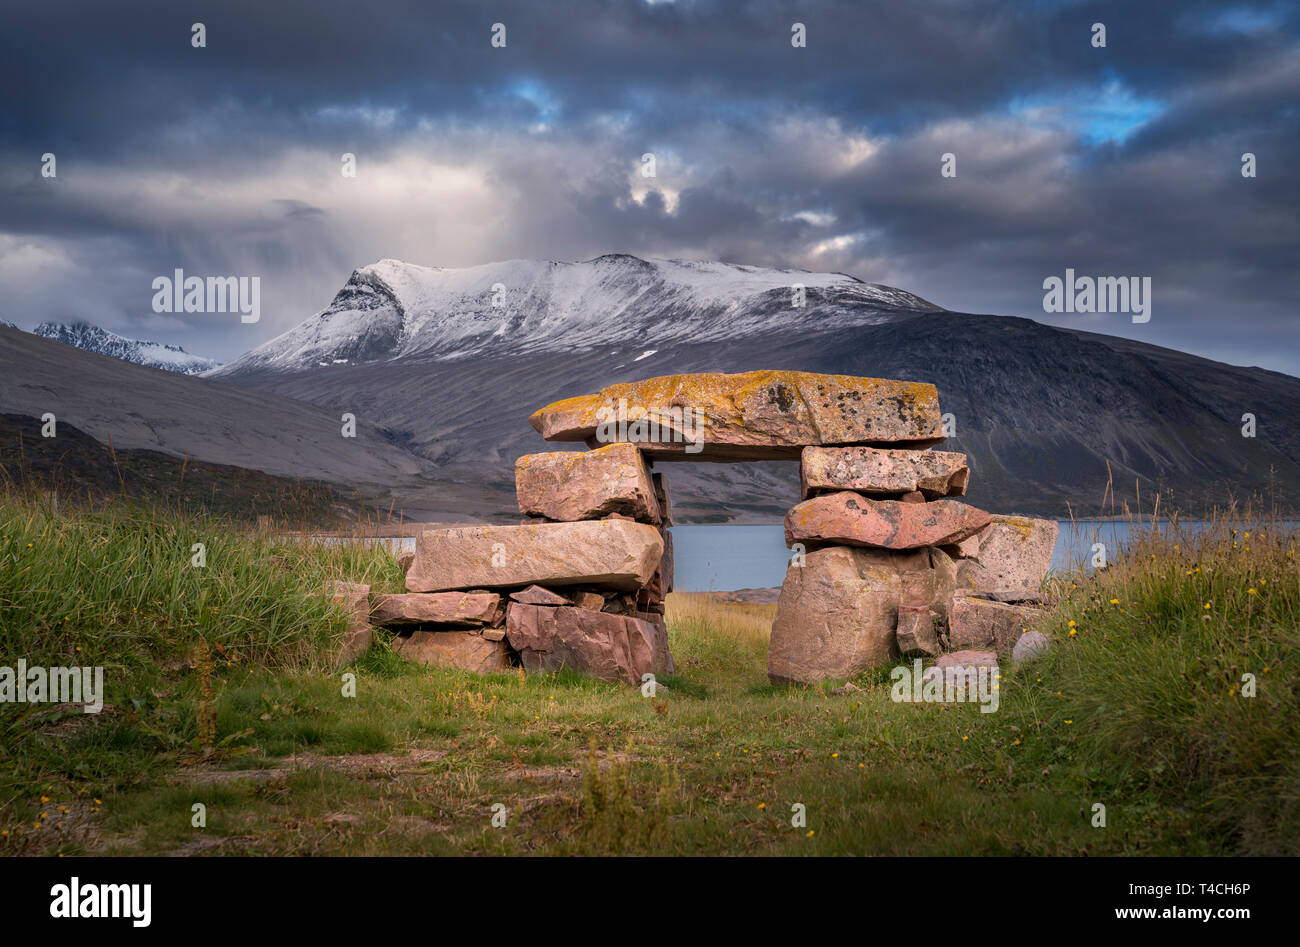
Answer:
[0,325,431,496]
[33,321,220,374]
[208,256,1300,519]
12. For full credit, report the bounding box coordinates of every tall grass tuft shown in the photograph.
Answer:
[577,737,679,854]
[0,492,402,681]
[1003,510,1299,854]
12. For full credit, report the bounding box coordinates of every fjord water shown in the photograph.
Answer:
[339,520,1282,592]
[668,521,1212,592]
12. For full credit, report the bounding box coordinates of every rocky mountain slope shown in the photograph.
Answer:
[0,325,432,496]
[209,255,937,375]
[33,321,220,374]
[0,412,364,524]
[208,256,1300,521]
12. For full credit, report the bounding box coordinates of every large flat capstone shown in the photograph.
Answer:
[528,370,944,461]
[405,520,663,593]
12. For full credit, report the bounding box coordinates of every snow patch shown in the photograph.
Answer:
[213,254,942,376]
[32,321,220,374]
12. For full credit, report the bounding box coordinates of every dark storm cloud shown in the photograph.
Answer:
[0,0,1296,370]
[5,0,1288,146]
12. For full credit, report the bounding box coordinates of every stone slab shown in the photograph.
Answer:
[948,595,1045,653]
[406,520,663,593]
[505,603,672,685]
[800,445,969,499]
[515,443,660,523]
[392,630,509,673]
[956,516,1058,601]
[370,591,503,627]
[529,370,944,461]
[785,492,991,550]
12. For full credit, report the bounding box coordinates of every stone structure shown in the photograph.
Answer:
[771,468,1054,683]
[336,370,1054,687]
[770,440,1055,683]
[528,369,945,459]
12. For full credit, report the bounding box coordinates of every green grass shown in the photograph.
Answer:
[0,492,403,672]
[997,518,1300,854]
[0,493,1295,855]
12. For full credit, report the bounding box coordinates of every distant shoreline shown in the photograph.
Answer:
[313,512,1288,541]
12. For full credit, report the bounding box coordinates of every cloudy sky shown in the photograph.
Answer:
[1,0,1296,372]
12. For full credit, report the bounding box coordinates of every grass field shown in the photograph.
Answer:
[1,493,1296,856]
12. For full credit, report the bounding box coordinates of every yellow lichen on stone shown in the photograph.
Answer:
[995,516,1036,539]
[529,369,943,457]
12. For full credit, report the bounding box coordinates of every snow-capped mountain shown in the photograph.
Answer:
[211,254,940,375]
[6,257,1299,521]
[33,321,220,374]
[203,253,1300,521]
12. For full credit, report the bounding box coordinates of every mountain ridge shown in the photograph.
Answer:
[0,325,429,491]
[206,256,1300,520]
[5,256,1297,523]
[33,320,220,374]
[210,254,942,375]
